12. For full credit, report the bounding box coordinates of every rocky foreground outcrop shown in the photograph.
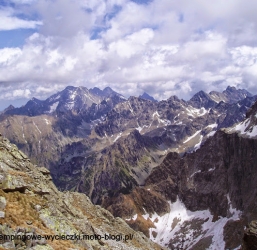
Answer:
[0,134,163,250]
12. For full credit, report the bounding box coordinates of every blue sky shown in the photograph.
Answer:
[0,29,35,48]
[1,0,257,110]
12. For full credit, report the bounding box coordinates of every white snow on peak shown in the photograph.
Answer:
[69,90,77,100]
[48,101,59,113]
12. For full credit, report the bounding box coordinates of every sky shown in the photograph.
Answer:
[1,0,257,110]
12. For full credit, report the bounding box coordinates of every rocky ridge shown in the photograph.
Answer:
[100,99,257,249]
[0,86,126,171]
[0,134,163,250]
[52,130,165,205]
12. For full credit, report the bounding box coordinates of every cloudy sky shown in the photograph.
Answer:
[0,0,257,109]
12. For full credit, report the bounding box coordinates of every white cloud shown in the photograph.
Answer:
[1,0,257,107]
[0,7,42,31]
[13,89,31,98]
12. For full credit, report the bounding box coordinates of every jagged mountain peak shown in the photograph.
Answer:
[89,86,125,99]
[64,85,78,91]
[188,90,216,109]
[3,104,15,112]
[223,85,252,103]
[3,85,126,117]
[225,85,237,92]
[139,92,157,102]
[29,97,42,103]
[103,86,114,94]
[209,86,253,104]
[190,90,212,101]
[167,95,181,102]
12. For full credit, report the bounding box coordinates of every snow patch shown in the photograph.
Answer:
[186,107,208,117]
[44,119,50,125]
[206,123,217,129]
[33,121,41,134]
[125,214,138,221]
[65,102,75,110]
[190,170,201,178]
[113,132,122,142]
[48,101,59,113]
[127,102,134,114]
[183,130,201,143]
[70,90,77,100]
[194,135,203,150]
[229,118,257,138]
[207,131,216,137]
[146,197,241,249]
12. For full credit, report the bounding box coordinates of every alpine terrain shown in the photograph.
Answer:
[0,85,257,249]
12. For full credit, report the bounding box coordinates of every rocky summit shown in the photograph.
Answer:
[0,134,163,250]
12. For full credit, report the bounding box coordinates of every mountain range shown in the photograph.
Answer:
[0,85,257,249]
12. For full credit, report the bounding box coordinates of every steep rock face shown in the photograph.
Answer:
[0,135,163,250]
[52,130,163,205]
[101,105,257,249]
[217,96,257,129]
[223,86,252,103]
[209,86,252,104]
[139,93,157,102]
[0,115,77,170]
[188,90,217,109]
